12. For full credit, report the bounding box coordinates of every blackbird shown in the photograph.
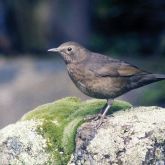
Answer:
[48,41,165,118]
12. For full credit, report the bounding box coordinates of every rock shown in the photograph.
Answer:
[1,97,165,165]
[69,106,165,165]
[0,120,51,164]
[0,97,131,165]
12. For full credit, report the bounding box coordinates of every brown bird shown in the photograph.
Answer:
[48,41,165,119]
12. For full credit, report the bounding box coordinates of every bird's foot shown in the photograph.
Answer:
[85,114,106,129]
[85,99,114,129]
[95,116,106,129]
[85,114,102,122]
[85,113,114,129]
[96,113,114,129]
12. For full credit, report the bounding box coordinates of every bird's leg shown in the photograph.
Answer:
[101,99,114,117]
[91,103,108,121]
[85,105,104,121]
[85,99,113,125]
[97,99,114,128]
[99,102,108,114]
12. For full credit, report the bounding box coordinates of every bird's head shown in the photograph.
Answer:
[48,41,89,64]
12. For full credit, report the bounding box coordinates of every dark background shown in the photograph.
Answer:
[0,0,165,128]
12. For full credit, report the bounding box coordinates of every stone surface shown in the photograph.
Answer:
[0,120,52,164]
[69,106,165,165]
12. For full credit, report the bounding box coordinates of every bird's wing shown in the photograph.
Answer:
[88,53,145,77]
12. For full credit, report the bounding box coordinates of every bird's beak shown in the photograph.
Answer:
[48,48,59,52]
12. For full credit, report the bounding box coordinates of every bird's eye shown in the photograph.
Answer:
[67,47,72,51]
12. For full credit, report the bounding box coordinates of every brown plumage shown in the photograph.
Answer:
[48,41,165,119]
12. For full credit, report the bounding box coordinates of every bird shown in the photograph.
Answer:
[48,41,165,120]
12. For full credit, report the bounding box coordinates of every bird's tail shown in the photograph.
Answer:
[152,74,165,79]
[128,73,165,90]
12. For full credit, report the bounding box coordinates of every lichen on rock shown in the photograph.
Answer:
[0,120,52,164]
[69,106,165,165]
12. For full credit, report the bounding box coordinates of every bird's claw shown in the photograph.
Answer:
[84,114,101,122]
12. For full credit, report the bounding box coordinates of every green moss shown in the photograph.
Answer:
[110,100,132,113]
[21,97,132,164]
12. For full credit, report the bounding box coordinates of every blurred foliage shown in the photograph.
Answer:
[0,0,164,56]
[132,57,165,106]
[142,82,165,106]
[90,0,165,56]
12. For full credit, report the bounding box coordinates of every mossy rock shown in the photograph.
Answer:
[20,97,132,164]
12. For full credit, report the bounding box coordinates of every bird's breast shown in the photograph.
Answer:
[67,64,93,81]
[67,64,94,93]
